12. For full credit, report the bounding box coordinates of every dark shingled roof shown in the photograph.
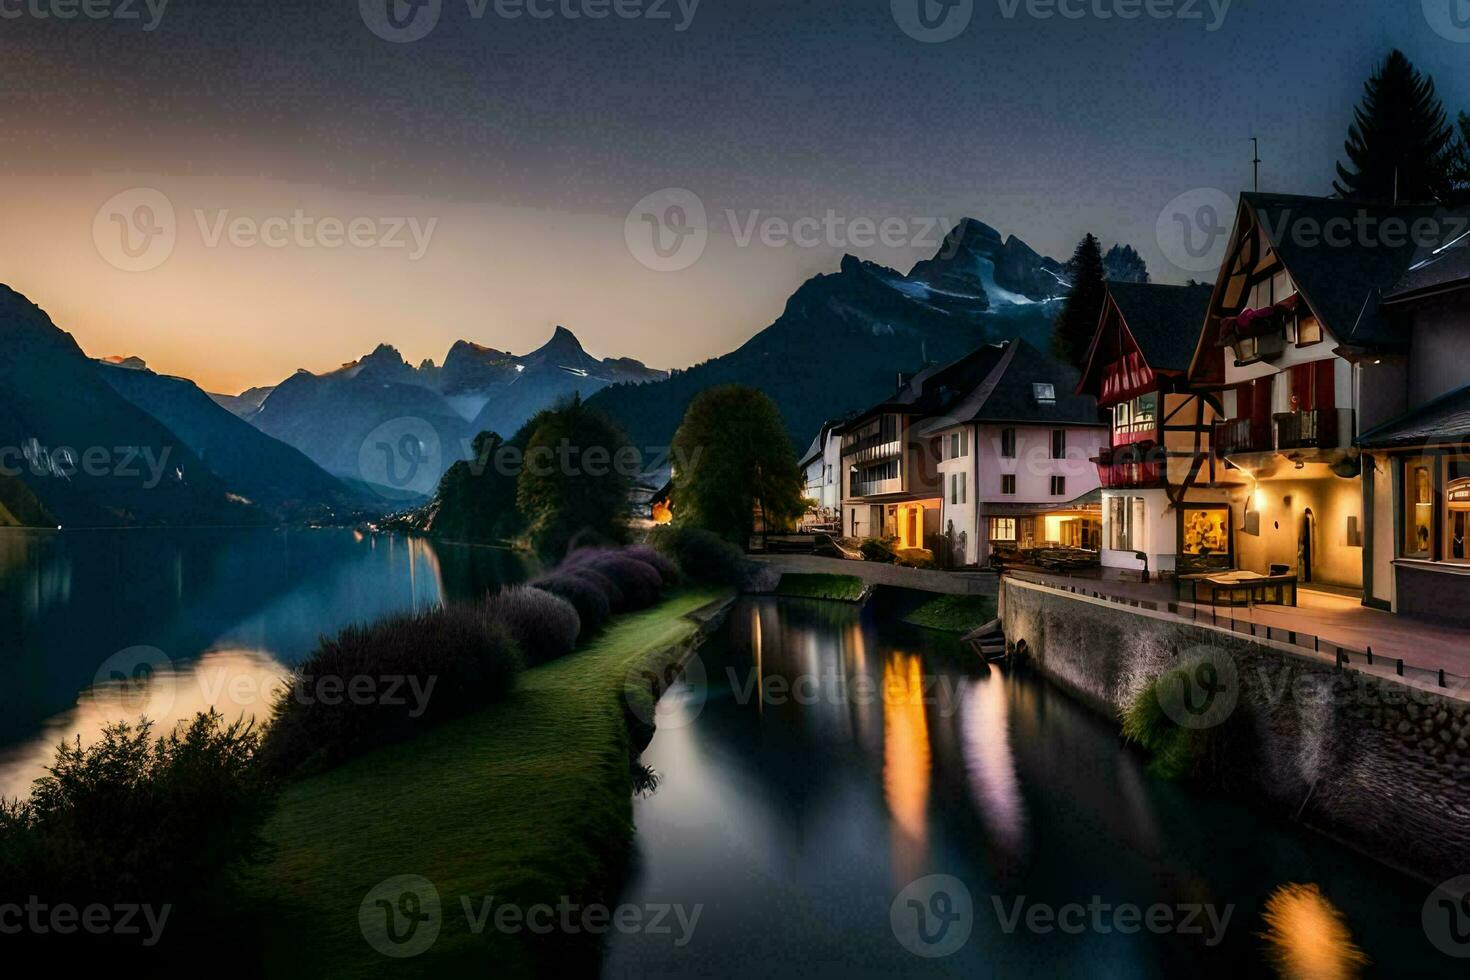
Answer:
[1384,207,1470,303]
[1103,282,1214,373]
[912,337,1104,432]
[1241,193,1432,350]
[1359,382,1470,448]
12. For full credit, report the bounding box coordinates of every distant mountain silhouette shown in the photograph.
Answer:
[0,286,262,528]
[98,360,374,522]
[246,327,665,483]
[587,220,1073,455]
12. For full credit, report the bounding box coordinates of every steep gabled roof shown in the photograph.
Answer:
[1241,193,1430,347]
[1104,282,1214,373]
[1358,381,1470,448]
[915,338,1103,432]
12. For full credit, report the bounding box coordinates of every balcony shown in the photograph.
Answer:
[1274,409,1340,452]
[849,476,903,498]
[1093,444,1166,489]
[841,432,902,465]
[1213,417,1271,456]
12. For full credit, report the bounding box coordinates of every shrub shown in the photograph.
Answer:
[1120,669,1213,781]
[566,549,663,609]
[565,563,624,609]
[624,544,680,586]
[651,525,750,586]
[0,712,273,924]
[533,573,613,632]
[895,548,936,569]
[259,603,522,778]
[486,585,581,665]
[860,538,897,564]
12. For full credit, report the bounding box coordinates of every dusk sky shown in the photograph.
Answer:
[3,0,1467,393]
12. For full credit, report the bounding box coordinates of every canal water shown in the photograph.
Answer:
[0,528,534,801]
[603,597,1448,978]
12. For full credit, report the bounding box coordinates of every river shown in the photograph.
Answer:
[603,596,1445,978]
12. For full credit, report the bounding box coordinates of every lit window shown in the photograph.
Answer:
[990,517,1017,542]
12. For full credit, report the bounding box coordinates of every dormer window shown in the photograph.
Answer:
[1033,383,1056,405]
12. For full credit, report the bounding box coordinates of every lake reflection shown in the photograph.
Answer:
[604,597,1443,979]
[0,528,534,800]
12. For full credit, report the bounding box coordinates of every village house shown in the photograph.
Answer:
[835,337,1105,566]
[1186,193,1454,603]
[1076,281,1223,578]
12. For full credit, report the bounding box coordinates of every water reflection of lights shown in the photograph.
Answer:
[960,676,1028,861]
[1260,882,1368,979]
[883,652,931,883]
[0,648,289,801]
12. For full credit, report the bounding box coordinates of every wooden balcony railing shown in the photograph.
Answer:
[1213,417,1271,456]
[1274,409,1340,451]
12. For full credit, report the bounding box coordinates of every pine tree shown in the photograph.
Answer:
[1334,50,1455,203]
[1052,233,1106,372]
[1103,243,1150,284]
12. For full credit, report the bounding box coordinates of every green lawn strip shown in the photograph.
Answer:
[901,594,998,633]
[775,572,866,602]
[236,587,730,978]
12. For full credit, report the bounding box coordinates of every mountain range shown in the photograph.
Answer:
[240,328,667,489]
[586,219,1079,454]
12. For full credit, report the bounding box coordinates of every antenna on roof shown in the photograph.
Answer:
[1250,137,1261,192]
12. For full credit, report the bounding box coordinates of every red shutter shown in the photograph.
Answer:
[1251,376,1273,448]
[1313,359,1334,412]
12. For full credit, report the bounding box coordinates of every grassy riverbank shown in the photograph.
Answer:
[237,586,731,977]
[901,593,997,632]
[775,572,866,601]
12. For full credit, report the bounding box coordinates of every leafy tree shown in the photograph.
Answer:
[1334,50,1455,203]
[1052,233,1106,371]
[670,385,804,547]
[1103,243,1150,283]
[429,430,524,543]
[1445,111,1470,202]
[516,395,633,558]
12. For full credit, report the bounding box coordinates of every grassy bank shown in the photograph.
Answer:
[901,593,997,633]
[237,586,731,977]
[775,572,866,601]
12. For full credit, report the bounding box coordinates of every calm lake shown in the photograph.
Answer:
[604,597,1446,978]
[0,528,535,801]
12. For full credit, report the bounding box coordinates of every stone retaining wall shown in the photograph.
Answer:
[1000,578,1470,883]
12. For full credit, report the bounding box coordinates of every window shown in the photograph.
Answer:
[950,472,967,505]
[1113,393,1158,438]
[1001,474,1016,495]
[1033,383,1056,404]
[1403,457,1434,559]
[1051,476,1066,496]
[1448,465,1470,562]
[948,429,969,460]
[1000,428,1017,458]
[1108,495,1145,552]
[1051,429,1066,459]
[1296,314,1323,346]
[989,517,1017,542]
